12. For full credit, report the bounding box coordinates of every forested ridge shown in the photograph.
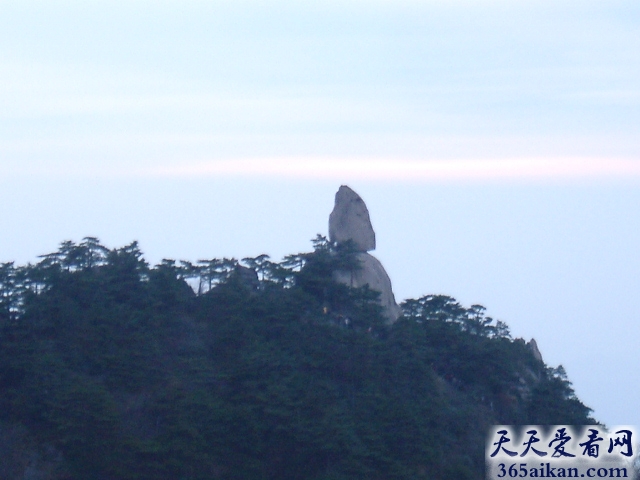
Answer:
[0,237,595,479]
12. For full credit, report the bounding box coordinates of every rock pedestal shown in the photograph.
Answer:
[328,185,401,323]
[333,253,402,322]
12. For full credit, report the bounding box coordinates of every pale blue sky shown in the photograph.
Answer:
[1,0,639,429]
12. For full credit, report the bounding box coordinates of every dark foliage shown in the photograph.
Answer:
[0,237,596,479]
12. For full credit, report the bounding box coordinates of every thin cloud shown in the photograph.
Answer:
[4,158,639,182]
[146,158,640,182]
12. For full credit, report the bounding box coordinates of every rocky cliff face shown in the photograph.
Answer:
[527,338,543,363]
[329,186,401,323]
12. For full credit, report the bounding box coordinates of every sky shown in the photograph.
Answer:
[1,0,639,430]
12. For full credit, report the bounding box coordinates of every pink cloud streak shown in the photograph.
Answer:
[149,158,640,182]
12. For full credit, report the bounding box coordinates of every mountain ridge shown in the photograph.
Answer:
[0,236,596,479]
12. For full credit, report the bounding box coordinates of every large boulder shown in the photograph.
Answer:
[329,185,376,252]
[328,186,401,323]
[334,252,402,323]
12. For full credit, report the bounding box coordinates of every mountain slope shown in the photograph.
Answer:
[0,237,595,479]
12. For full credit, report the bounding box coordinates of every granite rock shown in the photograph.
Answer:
[329,185,376,252]
[328,185,400,323]
[527,338,543,363]
[333,252,402,323]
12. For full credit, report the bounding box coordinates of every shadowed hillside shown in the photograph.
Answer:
[0,237,595,480]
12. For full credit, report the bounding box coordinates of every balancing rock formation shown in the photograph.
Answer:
[329,186,376,252]
[329,186,402,323]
